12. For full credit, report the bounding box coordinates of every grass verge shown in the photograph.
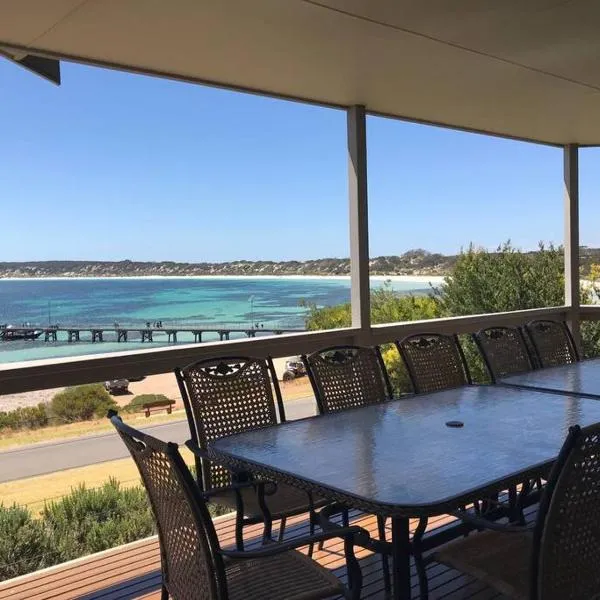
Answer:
[0,409,187,451]
[0,447,195,515]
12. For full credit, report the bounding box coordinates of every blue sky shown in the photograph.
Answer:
[0,60,598,262]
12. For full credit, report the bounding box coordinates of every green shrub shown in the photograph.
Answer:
[380,345,412,395]
[0,404,48,431]
[0,473,231,581]
[42,479,155,560]
[123,394,171,413]
[49,384,117,423]
[0,505,58,580]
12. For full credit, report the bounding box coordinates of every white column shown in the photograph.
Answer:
[564,144,581,353]
[347,105,371,342]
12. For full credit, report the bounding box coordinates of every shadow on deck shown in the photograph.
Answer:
[0,508,517,599]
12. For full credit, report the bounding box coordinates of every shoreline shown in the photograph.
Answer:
[0,274,446,283]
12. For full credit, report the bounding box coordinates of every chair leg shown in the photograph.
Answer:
[235,513,244,551]
[377,515,391,594]
[277,516,287,542]
[161,583,169,600]
[414,517,429,600]
[342,508,349,528]
[308,511,316,557]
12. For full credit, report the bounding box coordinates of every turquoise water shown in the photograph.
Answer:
[0,277,438,363]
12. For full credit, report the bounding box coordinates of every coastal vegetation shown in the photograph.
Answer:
[304,242,600,391]
[0,471,229,581]
[0,387,172,433]
[50,384,117,424]
[1,246,600,278]
[0,480,154,581]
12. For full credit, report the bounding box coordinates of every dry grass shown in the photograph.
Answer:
[0,447,195,515]
[0,409,187,451]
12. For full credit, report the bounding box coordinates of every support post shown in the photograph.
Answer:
[347,105,371,344]
[564,144,581,354]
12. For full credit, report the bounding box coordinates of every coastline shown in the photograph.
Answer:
[0,274,446,283]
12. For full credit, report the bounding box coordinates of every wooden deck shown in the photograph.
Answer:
[0,508,518,600]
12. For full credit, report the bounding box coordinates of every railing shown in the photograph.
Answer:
[0,305,574,395]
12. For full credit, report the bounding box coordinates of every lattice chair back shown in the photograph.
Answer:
[176,356,283,492]
[397,333,470,394]
[533,422,600,600]
[109,412,225,600]
[525,320,579,368]
[303,345,393,414]
[473,326,534,382]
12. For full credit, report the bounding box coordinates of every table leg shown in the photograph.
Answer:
[391,516,411,600]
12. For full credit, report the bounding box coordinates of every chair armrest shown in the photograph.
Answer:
[450,511,535,533]
[185,439,212,460]
[186,439,258,483]
[220,525,369,559]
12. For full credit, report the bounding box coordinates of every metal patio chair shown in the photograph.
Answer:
[397,333,471,393]
[302,345,395,593]
[474,325,544,504]
[109,412,364,600]
[434,421,600,600]
[473,326,535,382]
[524,319,579,368]
[302,345,393,414]
[175,356,325,550]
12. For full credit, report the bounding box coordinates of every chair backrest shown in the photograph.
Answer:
[109,412,226,600]
[175,356,283,491]
[473,326,534,382]
[524,320,579,368]
[532,422,600,600]
[303,345,393,414]
[397,333,470,394]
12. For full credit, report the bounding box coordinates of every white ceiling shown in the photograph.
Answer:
[2,0,600,145]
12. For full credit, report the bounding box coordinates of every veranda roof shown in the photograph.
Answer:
[2,0,600,145]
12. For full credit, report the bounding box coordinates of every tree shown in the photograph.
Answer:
[436,241,565,316]
[437,241,600,360]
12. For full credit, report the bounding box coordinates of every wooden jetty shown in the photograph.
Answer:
[2,323,304,344]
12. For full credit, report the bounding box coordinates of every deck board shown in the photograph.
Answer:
[0,509,527,599]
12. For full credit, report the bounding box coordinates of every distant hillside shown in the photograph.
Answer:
[0,250,454,278]
[1,247,599,278]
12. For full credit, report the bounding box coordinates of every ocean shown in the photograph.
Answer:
[0,276,442,364]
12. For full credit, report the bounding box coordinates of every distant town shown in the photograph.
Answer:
[0,247,598,278]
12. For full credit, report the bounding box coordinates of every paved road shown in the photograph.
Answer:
[0,397,316,483]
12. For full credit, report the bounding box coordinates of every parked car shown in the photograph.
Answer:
[282,357,306,381]
[104,379,129,394]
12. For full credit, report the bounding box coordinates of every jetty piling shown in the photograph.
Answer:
[0,323,303,345]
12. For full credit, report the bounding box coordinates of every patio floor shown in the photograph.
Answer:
[0,507,525,599]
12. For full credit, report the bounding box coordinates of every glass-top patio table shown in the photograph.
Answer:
[499,358,600,399]
[209,385,600,600]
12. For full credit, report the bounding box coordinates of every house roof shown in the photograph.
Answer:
[2,0,600,145]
